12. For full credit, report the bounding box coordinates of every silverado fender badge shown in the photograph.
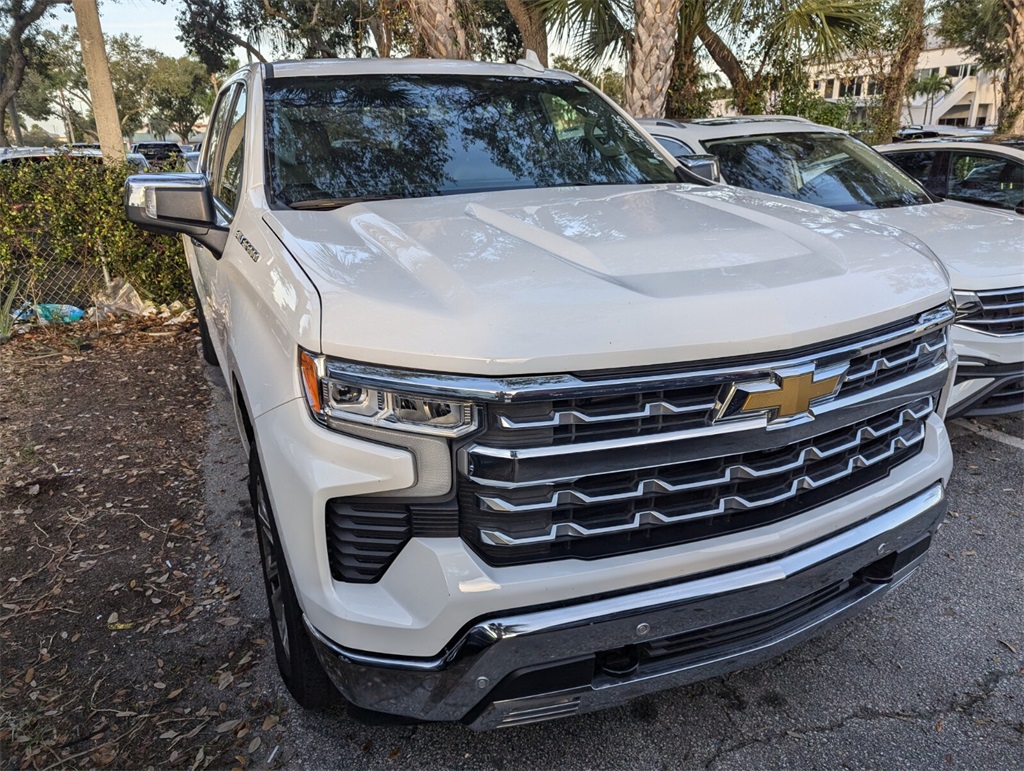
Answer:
[235,230,261,263]
[714,362,848,426]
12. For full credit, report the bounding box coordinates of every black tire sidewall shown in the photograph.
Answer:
[248,448,334,709]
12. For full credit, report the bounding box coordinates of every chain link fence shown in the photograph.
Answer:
[6,230,109,309]
[1,157,191,313]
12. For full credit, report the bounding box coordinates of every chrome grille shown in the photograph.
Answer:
[959,287,1024,336]
[457,304,953,566]
[461,397,933,563]
[482,325,947,448]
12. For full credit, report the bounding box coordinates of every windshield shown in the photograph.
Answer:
[702,132,931,211]
[264,74,677,208]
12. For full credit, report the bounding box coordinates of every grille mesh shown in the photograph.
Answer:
[959,287,1024,336]
[461,398,932,565]
[487,327,946,449]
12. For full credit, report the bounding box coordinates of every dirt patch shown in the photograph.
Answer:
[0,319,285,769]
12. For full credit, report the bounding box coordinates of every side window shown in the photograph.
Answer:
[947,152,1023,210]
[200,84,237,180]
[212,86,248,213]
[885,150,942,197]
[654,135,695,158]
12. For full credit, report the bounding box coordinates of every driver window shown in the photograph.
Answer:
[214,86,248,214]
[948,152,1021,209]
[201,84,237,181]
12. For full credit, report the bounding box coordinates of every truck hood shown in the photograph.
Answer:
[265,184,950,375]
[855,202,1024,292]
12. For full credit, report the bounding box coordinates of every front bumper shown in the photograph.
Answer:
[947,325,1024,417]
[947,360,1024,418]
[306,483,947,729]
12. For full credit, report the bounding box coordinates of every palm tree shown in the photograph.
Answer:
[1007,0,1024,133]
[405,0,469,58]
[541,0,879,117]
[627,0,682,116]
[700,0,879,114]
[505,0,550,65]
[913,72,953,123]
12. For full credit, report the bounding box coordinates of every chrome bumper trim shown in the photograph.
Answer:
[305,483,946,728]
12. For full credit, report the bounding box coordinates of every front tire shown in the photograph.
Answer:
[249,449,335,709]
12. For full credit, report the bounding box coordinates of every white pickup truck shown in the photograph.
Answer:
[125,58,956,730]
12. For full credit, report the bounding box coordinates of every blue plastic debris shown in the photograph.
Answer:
[13,303,85,324]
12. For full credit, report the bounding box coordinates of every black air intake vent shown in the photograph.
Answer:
[325,502,411,583]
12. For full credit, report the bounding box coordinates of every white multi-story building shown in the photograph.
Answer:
[808,29,1001,127]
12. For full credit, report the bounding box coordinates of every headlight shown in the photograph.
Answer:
[299,350,479,438]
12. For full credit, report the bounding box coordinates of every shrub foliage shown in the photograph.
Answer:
[0,157,190,305]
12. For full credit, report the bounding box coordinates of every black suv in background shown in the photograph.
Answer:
[131,141,184,167]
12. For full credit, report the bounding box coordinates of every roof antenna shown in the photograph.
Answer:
[517,50,545,72]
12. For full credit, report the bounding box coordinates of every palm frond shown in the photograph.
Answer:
[535,0,632,65]
[768,0,881,63]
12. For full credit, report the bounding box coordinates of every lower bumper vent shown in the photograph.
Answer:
[325,503,411,583]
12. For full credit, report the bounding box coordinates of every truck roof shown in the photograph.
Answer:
[259,57,579,81]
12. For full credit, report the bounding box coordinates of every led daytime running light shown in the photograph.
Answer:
[299,351,478,437]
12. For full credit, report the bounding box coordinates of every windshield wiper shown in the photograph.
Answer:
[289,195,400,210]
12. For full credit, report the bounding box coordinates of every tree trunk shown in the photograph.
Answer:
[697,20,751,113]
[666,28,701,119]
[626,0,682,118]
[505,0,547,66]
[72,0,125,161]
[368,11,393,58]
[404,0,468,59]
[0,0,71,147]
[872,0,925,143]
[1000,0,1024,133]
[8,100,25,144]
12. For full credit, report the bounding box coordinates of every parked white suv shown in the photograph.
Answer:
[125,60,956,729]
[642,117,1024,417]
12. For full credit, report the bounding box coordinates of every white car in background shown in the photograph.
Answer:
[875,136,1024,216]
[641,117,1024,418]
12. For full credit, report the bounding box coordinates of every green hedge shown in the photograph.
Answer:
[0,156,190,306]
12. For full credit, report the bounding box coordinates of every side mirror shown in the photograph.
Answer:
[676,154,722,183]
[124,173,228,255]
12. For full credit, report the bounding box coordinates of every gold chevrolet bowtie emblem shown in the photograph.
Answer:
[740,370,844,418]
[714,363,848,424]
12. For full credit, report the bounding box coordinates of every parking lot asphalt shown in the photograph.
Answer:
[202,367,1023,769]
